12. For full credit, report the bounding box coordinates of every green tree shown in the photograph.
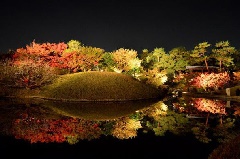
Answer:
[151,47,166,63]
[140,49,149,60]
[167,47,189,74]
[231,49,240,71]
[98,52,116,71]
[63,40,82,53]
[140,49,152,71]
[147,47,189,75]
[144,47,166,70]
[211,41,236,71]
[190,42,211,70]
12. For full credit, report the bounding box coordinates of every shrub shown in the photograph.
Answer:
[0,59,58,88]
[190,72,230,91]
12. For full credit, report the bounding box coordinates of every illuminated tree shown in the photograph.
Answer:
[13,41,68,67]
[143,68,168,87]
[140,49,149,60]
[190,72,230,91]
[98,52,116,71]
[61,40,105,72]
[141,49,155,71]
[145,47,166,70]
[167,47,189,74]
[230,49,240,71]
[190,42,211,70]
[63,40,82,53]
[125,57,142,77]
[145,47,189,76]
[8,41,67,87]
[211,41,236,71]
[111,48,138,73]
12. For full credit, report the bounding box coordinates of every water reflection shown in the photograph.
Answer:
[42,99,159,120]
[0,96,240,146]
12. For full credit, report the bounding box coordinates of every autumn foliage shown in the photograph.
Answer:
[190,72,230,91]
[12,116,102,144]
[192,98,226,115]
[13,41,68,68]
[1,40,106,88]
[12,41,104,73]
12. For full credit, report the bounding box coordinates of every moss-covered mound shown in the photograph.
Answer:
[41,71,162,101]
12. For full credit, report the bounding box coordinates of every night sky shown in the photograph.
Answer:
[0,0,239,54]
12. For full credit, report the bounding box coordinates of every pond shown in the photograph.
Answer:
[0,94,240,159]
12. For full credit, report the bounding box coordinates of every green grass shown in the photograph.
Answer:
[40,71,162,101]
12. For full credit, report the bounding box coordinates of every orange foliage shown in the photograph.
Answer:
[12,116,102,143]
[13,41,68,68]
[190,72,230,91]
[12,41,104,72]
[192,98,226,115]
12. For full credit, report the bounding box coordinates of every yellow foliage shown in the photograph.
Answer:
[112,48,138,70]
[112,117,142,139]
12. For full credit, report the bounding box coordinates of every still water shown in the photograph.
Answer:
[0,95,240,159]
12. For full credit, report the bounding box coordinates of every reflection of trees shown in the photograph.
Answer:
[212,118,238,143]
[140,101,190,136]
[12,117,102,144]
[191,123,211,143]
[139,98,240,144]
[4,97,240,146]
[234,106,240,116]
[193,116,239,145]
[192,98,226,115]
[189,98,240,143]
[11,111,143,143]
[189,98,225,143]
[111,116,142,139]
[190,98,226,126]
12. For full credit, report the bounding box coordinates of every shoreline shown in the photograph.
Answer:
[182,92,240,102]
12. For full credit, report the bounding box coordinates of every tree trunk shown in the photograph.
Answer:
[204,57,209,71]
[220,60,222,72]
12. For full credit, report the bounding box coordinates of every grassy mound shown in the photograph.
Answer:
[41,71,162,101]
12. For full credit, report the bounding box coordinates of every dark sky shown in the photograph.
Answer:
[0,0,239,54]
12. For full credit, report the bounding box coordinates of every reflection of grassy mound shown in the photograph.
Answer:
[43,99,158,120]
[41,71,162,101]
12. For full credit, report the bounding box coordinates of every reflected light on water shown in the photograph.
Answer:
[1,96,240,158]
